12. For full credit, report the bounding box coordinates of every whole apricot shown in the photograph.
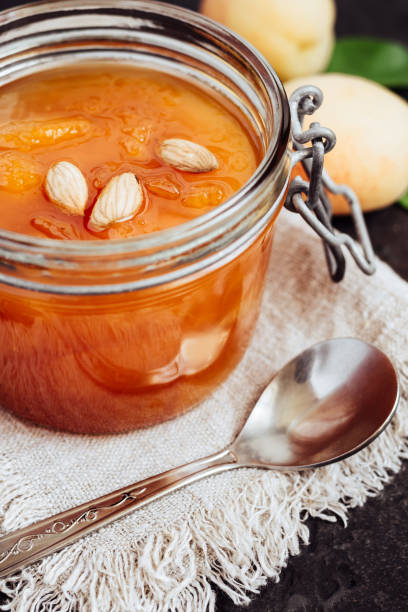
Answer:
[285,74,408,213]
[200,0,336,81]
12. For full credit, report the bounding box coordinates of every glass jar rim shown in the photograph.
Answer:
[0,0,291,294]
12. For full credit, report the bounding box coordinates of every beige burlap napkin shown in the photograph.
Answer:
[1,210,407,612]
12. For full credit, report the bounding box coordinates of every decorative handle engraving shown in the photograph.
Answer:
[0,490,145,567]
[0,449,236,578]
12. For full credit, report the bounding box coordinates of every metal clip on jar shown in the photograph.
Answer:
[0,1,375,434]
[286,87,375,282]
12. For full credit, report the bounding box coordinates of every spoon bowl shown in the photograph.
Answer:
[0,338,399,578]
[234,337,399,468]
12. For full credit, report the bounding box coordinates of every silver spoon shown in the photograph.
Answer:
[0,338,399,578]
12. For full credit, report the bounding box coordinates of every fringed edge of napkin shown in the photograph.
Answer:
[1,365,407,612]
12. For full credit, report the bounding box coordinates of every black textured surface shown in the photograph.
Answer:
[0,1,407,611]
[216,465,408,612]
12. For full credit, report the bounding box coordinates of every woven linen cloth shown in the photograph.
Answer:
[1,210,407,612]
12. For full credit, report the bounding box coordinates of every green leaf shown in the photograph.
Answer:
[327,37,408,87]
[398,191,408,210]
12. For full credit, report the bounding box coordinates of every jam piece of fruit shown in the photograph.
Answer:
[120,125,152,159]
[182,183,225,209]
[180,328,231,375]
[121,125,152,142]
[31,216,82,240]
[120,136,151,160]
[0,152,42,193]
[69,311,183,391]
[0,116,93,151]
[145,176,180,199]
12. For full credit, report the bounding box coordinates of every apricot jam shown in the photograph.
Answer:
[0,65,259,237]
[0,64,278,433]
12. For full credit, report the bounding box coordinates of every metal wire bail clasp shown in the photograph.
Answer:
[285,86,376,282]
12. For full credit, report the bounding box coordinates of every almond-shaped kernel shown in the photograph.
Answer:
[159,139,218,173]
[89,172,143,231]
[45,161,88,216]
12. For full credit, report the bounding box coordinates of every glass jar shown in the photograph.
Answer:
[0,1,373,434]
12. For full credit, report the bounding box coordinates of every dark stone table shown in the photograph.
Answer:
[0,1,406,610]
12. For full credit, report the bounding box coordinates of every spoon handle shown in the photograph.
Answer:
[0,448,237,578]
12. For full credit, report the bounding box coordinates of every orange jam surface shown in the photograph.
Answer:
[0,64,277,434]
[0,64,259,238]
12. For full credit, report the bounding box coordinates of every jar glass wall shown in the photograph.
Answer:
[0,0,291,433]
